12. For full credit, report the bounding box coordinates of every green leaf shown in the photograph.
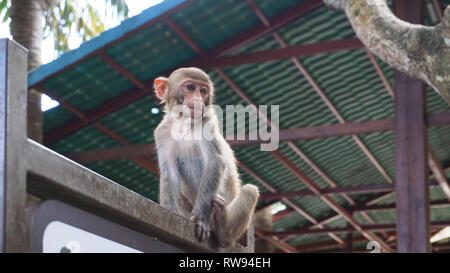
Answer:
[0,0,9,22]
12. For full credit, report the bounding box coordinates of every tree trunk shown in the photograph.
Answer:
[324,0,450,106]
[10,0,44,143]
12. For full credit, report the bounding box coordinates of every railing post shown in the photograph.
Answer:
[0,38,29,252]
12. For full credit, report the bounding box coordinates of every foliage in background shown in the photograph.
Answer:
[0,0,129,54]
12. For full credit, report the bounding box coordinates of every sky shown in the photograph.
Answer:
[0,0,164,110]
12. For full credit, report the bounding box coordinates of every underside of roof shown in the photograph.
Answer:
[28,0,450,252]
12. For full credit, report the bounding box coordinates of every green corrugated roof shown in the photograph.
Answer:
[29,0,450,252]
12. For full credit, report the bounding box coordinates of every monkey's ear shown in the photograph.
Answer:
[154,77,169,100]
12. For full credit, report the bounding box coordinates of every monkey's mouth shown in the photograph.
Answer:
[188,106,203,113]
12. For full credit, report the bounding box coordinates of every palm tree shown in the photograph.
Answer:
[1,0,129,142]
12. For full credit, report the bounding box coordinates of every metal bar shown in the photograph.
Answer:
[354,199,449,212]
[428,150,450,201]
[245,0,393,251]
[254,229,298,253]
[248,1,394,184]
[217,66,346,247]
[64,111,450,162]
[98,52,149,91]
[207,0,324,57]
[394,0,430,253]
[432,0,444,19]
[246,0,393,243]
[272,196,448,222]
[193,38,364,69]
[261,184,396,200]
[269,149,393,252]
[297,231,397,251]
[41,0,324,145]
[238,162,337,239]
[38,86,159,176]
[43,85,148,145]
[238,161,323,252]
[265,220,450,237]
[45,52,157,146]
[365,48,395,98]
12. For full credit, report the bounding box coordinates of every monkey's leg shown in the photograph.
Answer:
[213,184,259,248]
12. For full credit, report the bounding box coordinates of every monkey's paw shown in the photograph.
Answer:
[189,215,210,242]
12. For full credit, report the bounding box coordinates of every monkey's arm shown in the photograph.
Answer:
[158,156,182,213]
[190,140,225,239]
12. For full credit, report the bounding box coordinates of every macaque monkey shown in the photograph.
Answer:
[153,67,259,248]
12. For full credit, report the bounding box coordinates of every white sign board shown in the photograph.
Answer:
[43,221,142,253]
[31,200,183,253]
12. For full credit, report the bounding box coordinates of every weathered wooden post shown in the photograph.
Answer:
[0,38,29,252]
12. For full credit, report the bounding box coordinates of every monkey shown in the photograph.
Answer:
[153,67,260,248]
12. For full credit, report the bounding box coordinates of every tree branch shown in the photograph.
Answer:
[324,0,450,105]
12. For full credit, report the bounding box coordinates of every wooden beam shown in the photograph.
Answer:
[394,0,430,253]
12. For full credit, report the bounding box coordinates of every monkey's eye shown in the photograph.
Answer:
[200,87,208,95]
[186,83,195,91]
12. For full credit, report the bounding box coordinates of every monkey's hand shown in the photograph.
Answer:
[189,215,210,242]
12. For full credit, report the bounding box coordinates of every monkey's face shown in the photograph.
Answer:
[178,78,210,118]
[154,67,214,119]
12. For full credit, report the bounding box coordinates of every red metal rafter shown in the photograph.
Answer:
[296,231,396,252]
[269,149,392,251]
[238,162,345,249]
[42,0,324,145]
[245,0,394,247]
[192,38,364,69]
[254,228,298,253]
[432,0,444,19]
[265,220,450,237]
[244,1,391,241]
[64,111,450,163]
[37,86,159,176]
[274,198,449,222]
